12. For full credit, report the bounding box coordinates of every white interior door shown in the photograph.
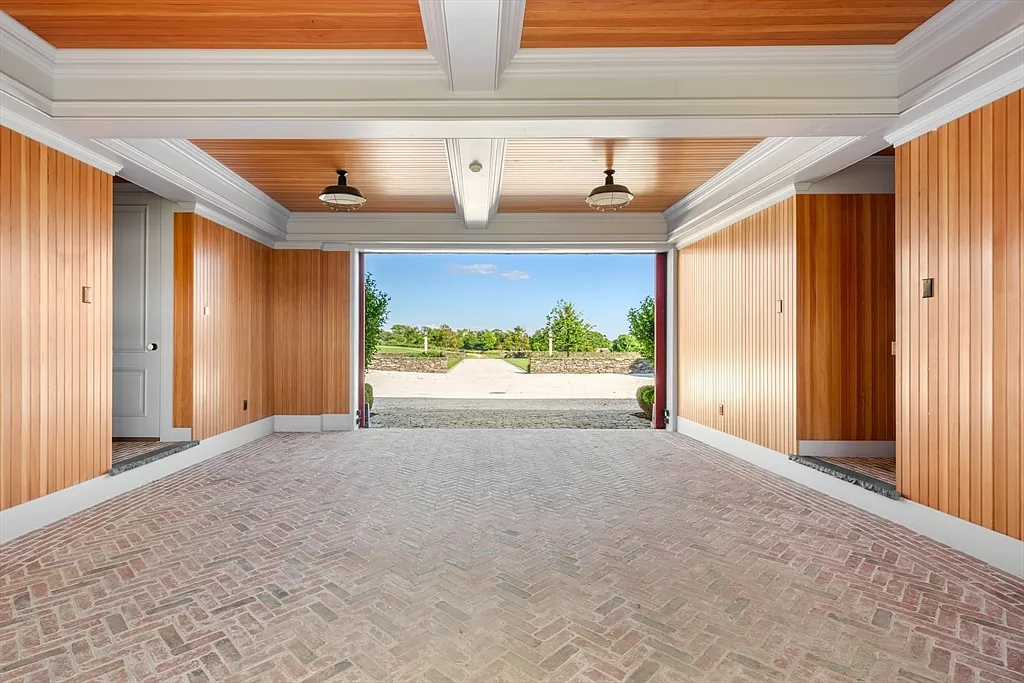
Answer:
[113,204,161,437]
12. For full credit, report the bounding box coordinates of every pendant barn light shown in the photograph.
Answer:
[319,170,366,211]
[586,169,633,211]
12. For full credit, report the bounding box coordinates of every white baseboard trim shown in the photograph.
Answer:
[798,440,896,458]
[676,417,1024,577]
[0,416,274,544]
[321,413,354,431]
[273,415,323,432]
[166,427,193,442]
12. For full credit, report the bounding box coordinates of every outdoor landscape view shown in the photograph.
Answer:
[363,253,656,429]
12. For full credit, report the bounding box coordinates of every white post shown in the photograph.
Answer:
[424,332,428,353]
[548,330,553,356]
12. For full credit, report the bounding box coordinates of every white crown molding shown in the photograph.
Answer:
[677,184,798,248]
[97,138,287,245]
[663,138,791,225]
[285,212,668,248]
[887,24,1024,147]
[53,48,443,79]
[507,45,895,78]
[666,136,879,245]
[0,11,56,74]
[0,86,122,174]
[896,0,1020,90]
[445,138,507,229]
[419,0,526,91]
[0,72,51,114]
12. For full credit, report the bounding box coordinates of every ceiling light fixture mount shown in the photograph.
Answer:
[468,161,483,173]
[319,170,366,211]
[586,169,633,211]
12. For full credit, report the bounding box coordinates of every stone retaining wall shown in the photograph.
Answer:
[531,356,648,374]
[369,355,448,373]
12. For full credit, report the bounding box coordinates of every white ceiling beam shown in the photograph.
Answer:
[445,139,506,229]
[419,0,525,91]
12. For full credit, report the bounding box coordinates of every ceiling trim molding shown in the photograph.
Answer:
[97,138,287,244]
[666,136,872,245]
[285,211,668,248]
[53,48,443,79]
[0,11,56,74]
[677,184,797,248]
[1,72,51,114]
[662,138,791,225]
[507,45,895,78]
[445,138,507,229]
[162,139,290,222]
[419,0,526,91]
[0,86,122,174]
[795,156,895,195]
[887,24,1024,146]
[896,0,1018,78]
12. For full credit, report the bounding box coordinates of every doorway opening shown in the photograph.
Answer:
[359,252,666,429]
[111,180,196,473]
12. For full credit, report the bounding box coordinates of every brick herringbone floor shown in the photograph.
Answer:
[2,431,1022,683]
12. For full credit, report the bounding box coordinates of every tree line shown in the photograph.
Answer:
[378,297,655,361]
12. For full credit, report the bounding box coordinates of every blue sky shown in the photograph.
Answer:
[366,253,653,338]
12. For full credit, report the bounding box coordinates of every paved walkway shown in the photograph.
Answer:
[368,359,651,399]
[371,398,649,429]
[2,430,1021,682]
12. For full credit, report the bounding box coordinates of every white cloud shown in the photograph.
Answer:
[500,270,530,280]
[446,263,497,275]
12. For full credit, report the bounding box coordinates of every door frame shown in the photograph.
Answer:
[352,246,677,432]
[113,184,186,442]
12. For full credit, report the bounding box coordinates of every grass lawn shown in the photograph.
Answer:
[505,358,530,372]
[447,357,463,370]
[377,345,423,355]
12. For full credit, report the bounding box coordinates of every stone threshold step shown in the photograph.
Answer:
[110,441,200,476]
[788,455,900,500]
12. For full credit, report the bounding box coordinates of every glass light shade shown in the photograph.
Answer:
[319,170,366,211]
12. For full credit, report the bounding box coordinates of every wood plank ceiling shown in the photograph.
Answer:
[192,139,455,213]
[521,0,954,48]
[0,0,426,49]
[500,138,762,212]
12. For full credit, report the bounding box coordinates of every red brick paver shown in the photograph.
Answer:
[1,430,1021,682]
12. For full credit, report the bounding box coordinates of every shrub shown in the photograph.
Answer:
[636,385,655,419]
[364,383,374,410]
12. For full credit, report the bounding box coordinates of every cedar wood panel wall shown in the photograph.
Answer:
[895,89,1023,540]
[173,230,352,434]
[0,126,113,511]
[173,214,274,440]
[271,250,351,416]
[796,194,897,441]
[677,198,798,455]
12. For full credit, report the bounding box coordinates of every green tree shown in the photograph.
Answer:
[364,273,391,368]
[530,327,549,352]
[611,333,641,352]
[462,330,479,350]
[586,330,611,351]
[546,300,594,352]
[627,296,655,363]
[507,325,531,352]
[389,324,422,347]
[479,330,498,351]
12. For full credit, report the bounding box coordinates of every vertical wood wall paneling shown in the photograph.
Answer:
[676,198,798,455]
[322,251,352,416]
[895,89,1023,540]
[175,215,273,440]
[0,126,113,511]
[796,194,897,441]
[272,251,324,415]
[172,213,195,428]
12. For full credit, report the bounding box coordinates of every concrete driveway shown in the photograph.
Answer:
[368,358,651,399]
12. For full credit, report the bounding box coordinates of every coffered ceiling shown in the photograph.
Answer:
[500,138,762,213]
[192,140,454,213]
[521,0,954,48]
[0,0,426,49]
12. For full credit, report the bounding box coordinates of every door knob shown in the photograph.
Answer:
[147,343,158,351]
